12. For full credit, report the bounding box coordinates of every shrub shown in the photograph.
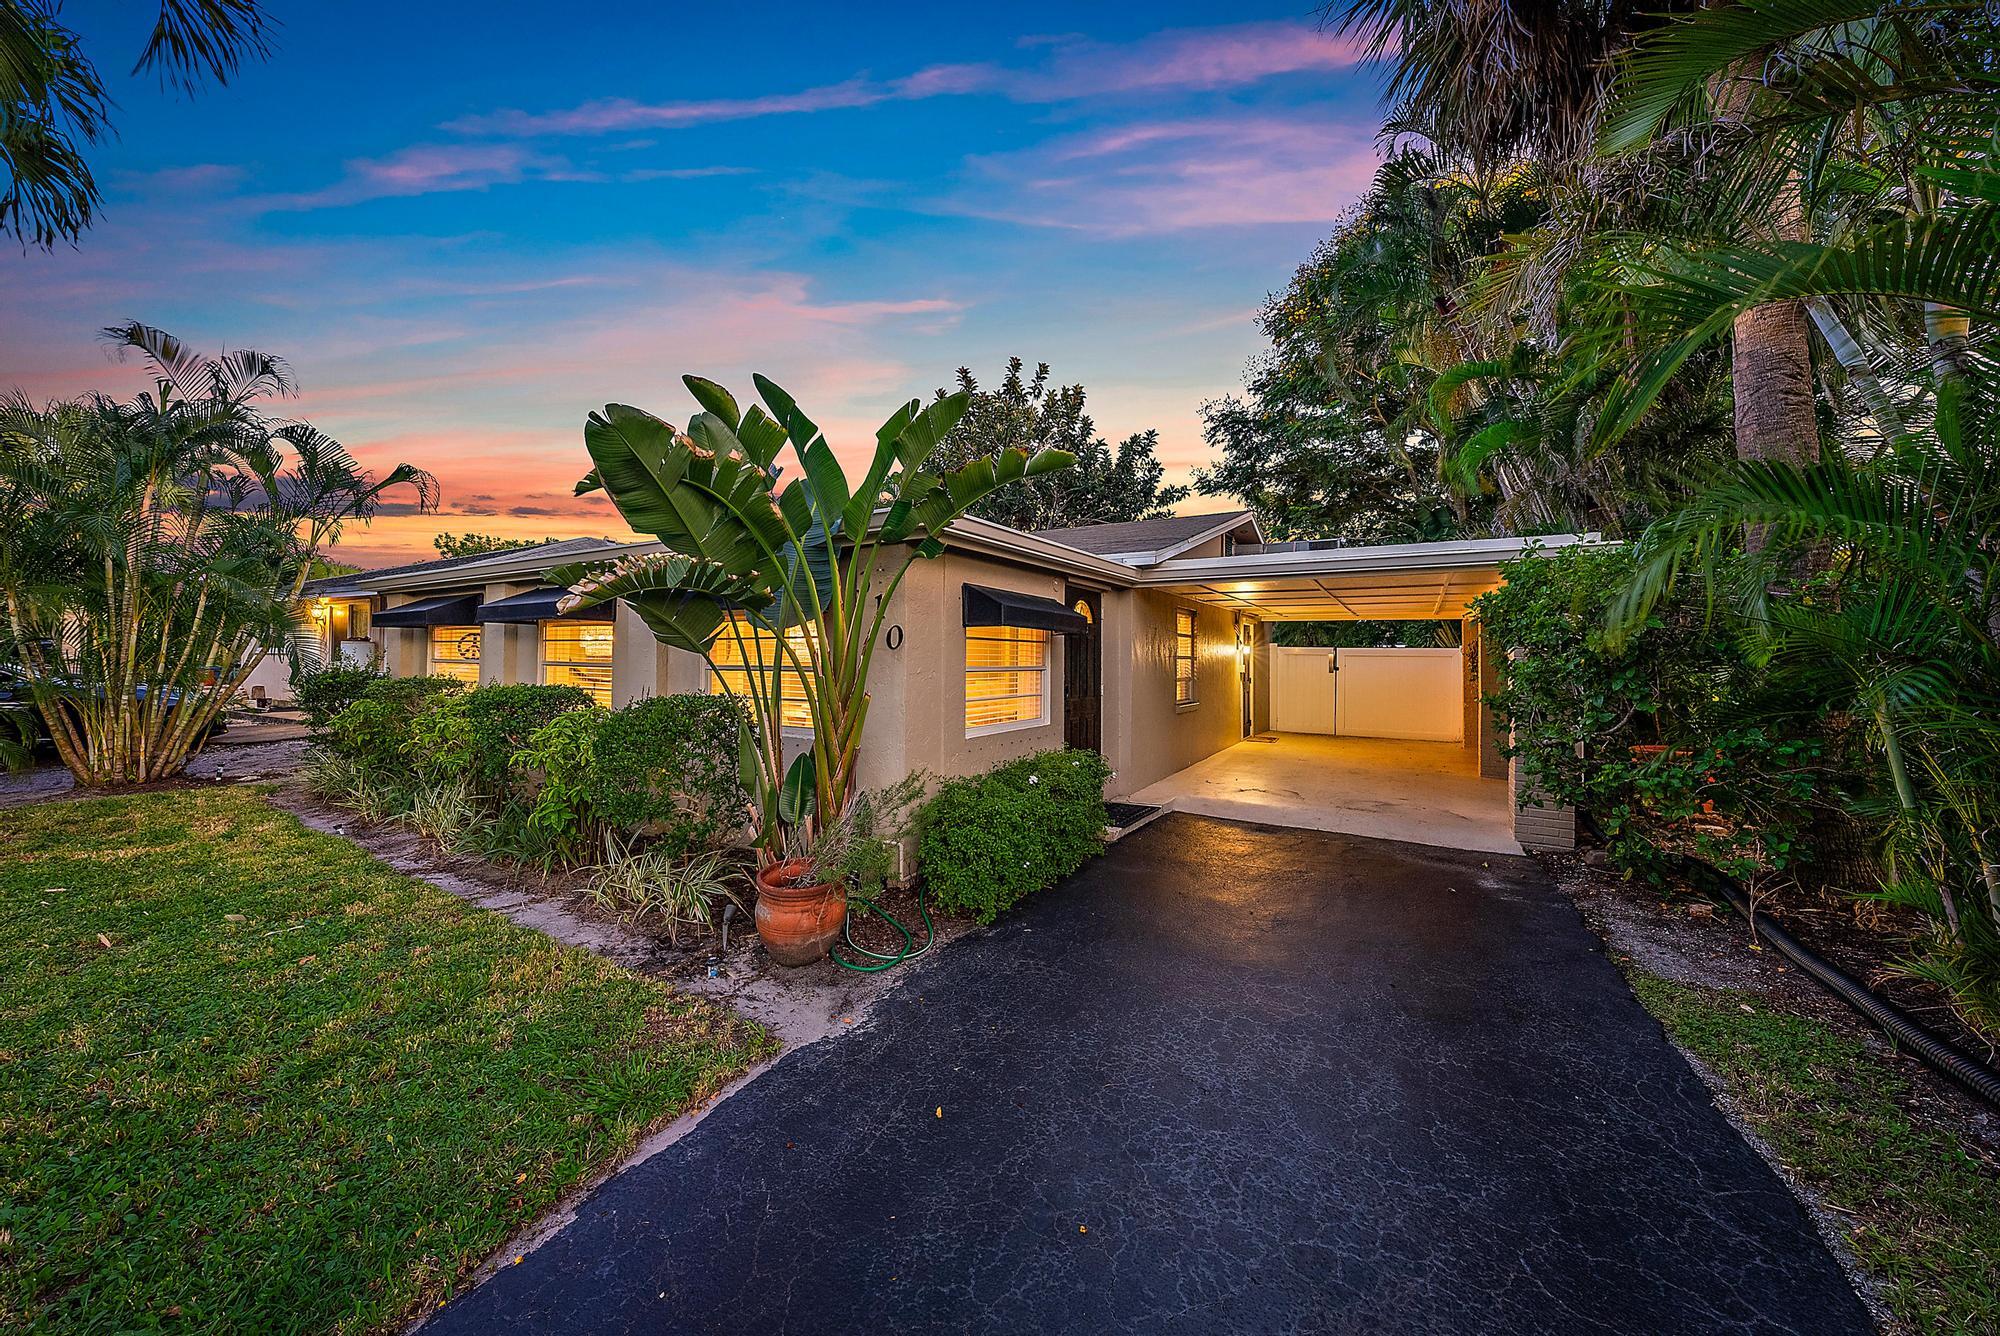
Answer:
[323,675,464,776]
[917,748,1111,923]
[514,694,749,862]
[294,663,385,732]
[1473,544,1830,882]
[413,683,595,790]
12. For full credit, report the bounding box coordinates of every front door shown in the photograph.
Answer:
[1062,585,1102,753]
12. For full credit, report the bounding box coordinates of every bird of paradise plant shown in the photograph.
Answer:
[554,374,1074,859]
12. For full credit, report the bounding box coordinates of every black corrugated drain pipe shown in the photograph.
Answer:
[1676,859,2000,1109]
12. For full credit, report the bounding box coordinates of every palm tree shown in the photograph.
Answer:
[1329,0,1836,471]
[2,1,271,247]
[0,323,435,784]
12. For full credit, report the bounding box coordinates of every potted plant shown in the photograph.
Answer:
[554,375,1071,963]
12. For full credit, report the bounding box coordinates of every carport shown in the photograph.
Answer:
[1125,534,1601,853]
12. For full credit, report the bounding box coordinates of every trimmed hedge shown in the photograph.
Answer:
[294,664,385,732]
[410,683,596,789]
[518,694,749,860]
[917,748,1111,924]
[324,676,464,772]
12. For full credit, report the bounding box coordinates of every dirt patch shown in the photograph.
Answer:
[0,738,309,810]
[1548,851,2000,1160]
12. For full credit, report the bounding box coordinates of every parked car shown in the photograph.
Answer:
[0,665,229,755]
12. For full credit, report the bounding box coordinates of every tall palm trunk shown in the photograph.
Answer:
[1731,297,1821,466]
[1720,71,1822,481]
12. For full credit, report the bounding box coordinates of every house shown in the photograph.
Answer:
[300,516,1600,853]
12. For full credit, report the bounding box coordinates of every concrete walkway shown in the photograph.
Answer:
[426,815,1866,1335]
[1130,732,1520,854]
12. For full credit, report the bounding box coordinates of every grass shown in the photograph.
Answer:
[0,787,775,1333]
[1630,972,2000,1333]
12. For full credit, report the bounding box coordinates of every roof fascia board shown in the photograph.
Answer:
[344,516,1134,596]
[1136,533,1609,585]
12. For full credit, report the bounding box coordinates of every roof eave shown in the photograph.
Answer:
[1135,533,1610,584]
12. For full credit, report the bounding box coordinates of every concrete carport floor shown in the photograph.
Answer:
[425,814,1867,1336]
[1129,732,1521,855]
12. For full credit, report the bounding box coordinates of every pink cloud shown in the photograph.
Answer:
[263,143,598,210]
[947,116,1382,236]
[448,22,1368,139]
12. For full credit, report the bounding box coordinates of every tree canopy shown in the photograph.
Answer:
[926,358,1188,532]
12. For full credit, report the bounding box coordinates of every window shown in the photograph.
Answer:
[966,625,1048,734]
[541,621,614,706]
[708,613,815,731]
[1174,609,1197,706]
[428,625,482,683]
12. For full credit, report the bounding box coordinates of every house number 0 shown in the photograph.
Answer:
[886,625,904,650]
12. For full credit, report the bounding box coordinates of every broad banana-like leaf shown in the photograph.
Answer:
[778,751,817,827]
[553,552,772,656]
[683,376,742,431]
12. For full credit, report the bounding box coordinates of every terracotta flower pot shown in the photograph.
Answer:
[753,858,847,966]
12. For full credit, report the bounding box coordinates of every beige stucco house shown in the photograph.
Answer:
[301,514,1598,854]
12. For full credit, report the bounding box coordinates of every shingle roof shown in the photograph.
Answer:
[1032,511,1255,559]
[302,537,622,596]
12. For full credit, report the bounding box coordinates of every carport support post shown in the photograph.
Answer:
[1470,619,1507,780]
[1502,646,1578,851]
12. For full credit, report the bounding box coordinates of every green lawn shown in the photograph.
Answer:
[0,787,775,1333]
[1631,973,2000,1334]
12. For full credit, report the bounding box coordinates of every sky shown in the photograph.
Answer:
[2,2,1387,565]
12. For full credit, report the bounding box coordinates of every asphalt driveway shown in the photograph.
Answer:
[427,814,1870,1335]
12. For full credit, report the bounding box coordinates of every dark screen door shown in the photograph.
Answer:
[1063,585,1102,753]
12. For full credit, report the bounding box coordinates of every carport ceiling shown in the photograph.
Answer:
[1131,533,1605,622]
[1150,568,1503,621]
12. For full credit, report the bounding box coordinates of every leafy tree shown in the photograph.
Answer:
[432,532,560,560]
[0,323,435,784]
[557,373,1074,863]
[2,1,272,248]
[926,358,1187,532]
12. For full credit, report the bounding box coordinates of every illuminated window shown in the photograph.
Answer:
[1174,609,1197,705]
[708,613,815,731]
[429,625,482,683]
[966,625,1048,734]
[541,620,614,706]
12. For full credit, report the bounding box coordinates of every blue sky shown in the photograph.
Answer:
[4,2,1385,562]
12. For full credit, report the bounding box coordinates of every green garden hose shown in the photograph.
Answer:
[830,884,934,972]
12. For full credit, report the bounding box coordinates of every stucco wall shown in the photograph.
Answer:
[479,582,541,686]
[886,550,1070,785]
[376,592,431,678]
[1105,590,1246,798]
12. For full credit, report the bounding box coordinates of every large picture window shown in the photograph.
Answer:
[708,613,815,731]
[428,625,482,683]
[1174,609,1197,706]
[541,621,613,706]
[966,625,1048,734]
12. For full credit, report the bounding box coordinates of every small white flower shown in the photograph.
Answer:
[1028,774,1040,785]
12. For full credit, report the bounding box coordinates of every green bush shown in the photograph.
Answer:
[411,683,595,790]
[1473,544,1830,881]
[917,748,1111,923]
[323,675,463,775]
[516,694,748,861]
[294,663,385,732]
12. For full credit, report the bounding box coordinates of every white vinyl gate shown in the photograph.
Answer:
[1268,645,1463,742]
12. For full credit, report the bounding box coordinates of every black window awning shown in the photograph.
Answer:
[371,593,480,628]
[962,583,1091,635]
[476,587,614,624]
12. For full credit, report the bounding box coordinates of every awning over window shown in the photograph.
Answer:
[962,583,1091,635]
[371,593,480,628]
[475,587,615,624]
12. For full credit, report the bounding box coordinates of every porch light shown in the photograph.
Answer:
[311,597,331,623]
